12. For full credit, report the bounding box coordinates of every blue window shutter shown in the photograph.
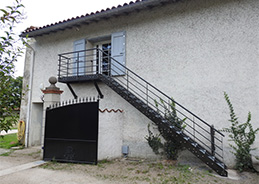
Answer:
[111,31,126,76]
[73,39,86,76]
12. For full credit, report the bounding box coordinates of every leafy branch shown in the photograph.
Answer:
[0,0,26,74]
[146,98,186,160]
[222,92,259,172]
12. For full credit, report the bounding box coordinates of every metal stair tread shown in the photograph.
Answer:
[208,156,215,161]
[99,74,227,177]
[183,136,190,141]
[199,149,206,154]
[191,142,198,147]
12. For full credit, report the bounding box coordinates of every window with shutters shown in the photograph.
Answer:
[71,31,126,77]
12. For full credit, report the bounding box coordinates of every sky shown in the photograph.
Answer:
[0,0,132,77]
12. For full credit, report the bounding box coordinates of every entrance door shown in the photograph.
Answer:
[95,42,111,75]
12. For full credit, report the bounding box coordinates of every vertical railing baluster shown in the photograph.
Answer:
[58,55,61,78]
[77,52,79,76]
[67,58,70,77]
[193,117,195,141]
[169,99,171,115]
[97,49,100,74]
[100,49,102,74]
[108,48,111,76]
[126,70,129,96]
[221,136,224,161]
[146,83,148,105]
[211,125,215,156]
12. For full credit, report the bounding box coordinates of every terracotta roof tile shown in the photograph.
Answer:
[21,0,174,37]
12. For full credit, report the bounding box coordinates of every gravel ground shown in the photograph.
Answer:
[0,147,259,184]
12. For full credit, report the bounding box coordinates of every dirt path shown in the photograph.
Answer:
[0,147,259,184]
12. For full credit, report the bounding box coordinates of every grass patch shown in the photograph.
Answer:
[40,161,76,171]
[0,150,14,156]
[0,133,20,149]
[98,159,113,168]
[98,159,113,164]
[36,159,236,184]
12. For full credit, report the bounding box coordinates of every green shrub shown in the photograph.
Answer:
[146,98,185,160]
[145,124,163,155]
[222,92,259,172]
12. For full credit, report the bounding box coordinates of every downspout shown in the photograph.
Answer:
[24,43,35,147]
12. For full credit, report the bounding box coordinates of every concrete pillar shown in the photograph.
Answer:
[40,76,63,158]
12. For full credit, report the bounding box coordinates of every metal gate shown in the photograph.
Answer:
[43,98,99,164]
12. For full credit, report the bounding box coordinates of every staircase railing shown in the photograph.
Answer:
[58,48,225,163]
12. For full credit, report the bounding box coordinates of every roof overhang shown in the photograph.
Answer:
[20,0,178,38]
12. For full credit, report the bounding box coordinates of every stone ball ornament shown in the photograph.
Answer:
[42,76,63,93]
[49,76,57,85]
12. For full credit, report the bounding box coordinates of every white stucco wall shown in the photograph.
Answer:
[21,0,259,167]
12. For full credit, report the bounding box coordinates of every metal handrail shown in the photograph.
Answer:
[112,57,224,135]
[58,48,225,162]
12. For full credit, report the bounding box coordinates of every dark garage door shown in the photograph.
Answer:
[43,101,99,164]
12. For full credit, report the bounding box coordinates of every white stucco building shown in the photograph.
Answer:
[20,0,259,176]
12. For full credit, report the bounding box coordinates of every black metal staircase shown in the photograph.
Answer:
[58,48,228,176]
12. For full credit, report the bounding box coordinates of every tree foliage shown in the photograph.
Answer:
[5,76,23,109]
[222,92,259,172]
[0,0,26,133]
[0,75,23,133]
[0,0,26,74]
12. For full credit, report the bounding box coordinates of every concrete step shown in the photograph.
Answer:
[0,160,45,177]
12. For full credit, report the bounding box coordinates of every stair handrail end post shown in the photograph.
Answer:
[210,124,216,156]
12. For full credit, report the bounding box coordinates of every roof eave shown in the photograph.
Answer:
[20,0,175,38]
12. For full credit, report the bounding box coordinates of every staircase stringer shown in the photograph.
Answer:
[98,74,228,177]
